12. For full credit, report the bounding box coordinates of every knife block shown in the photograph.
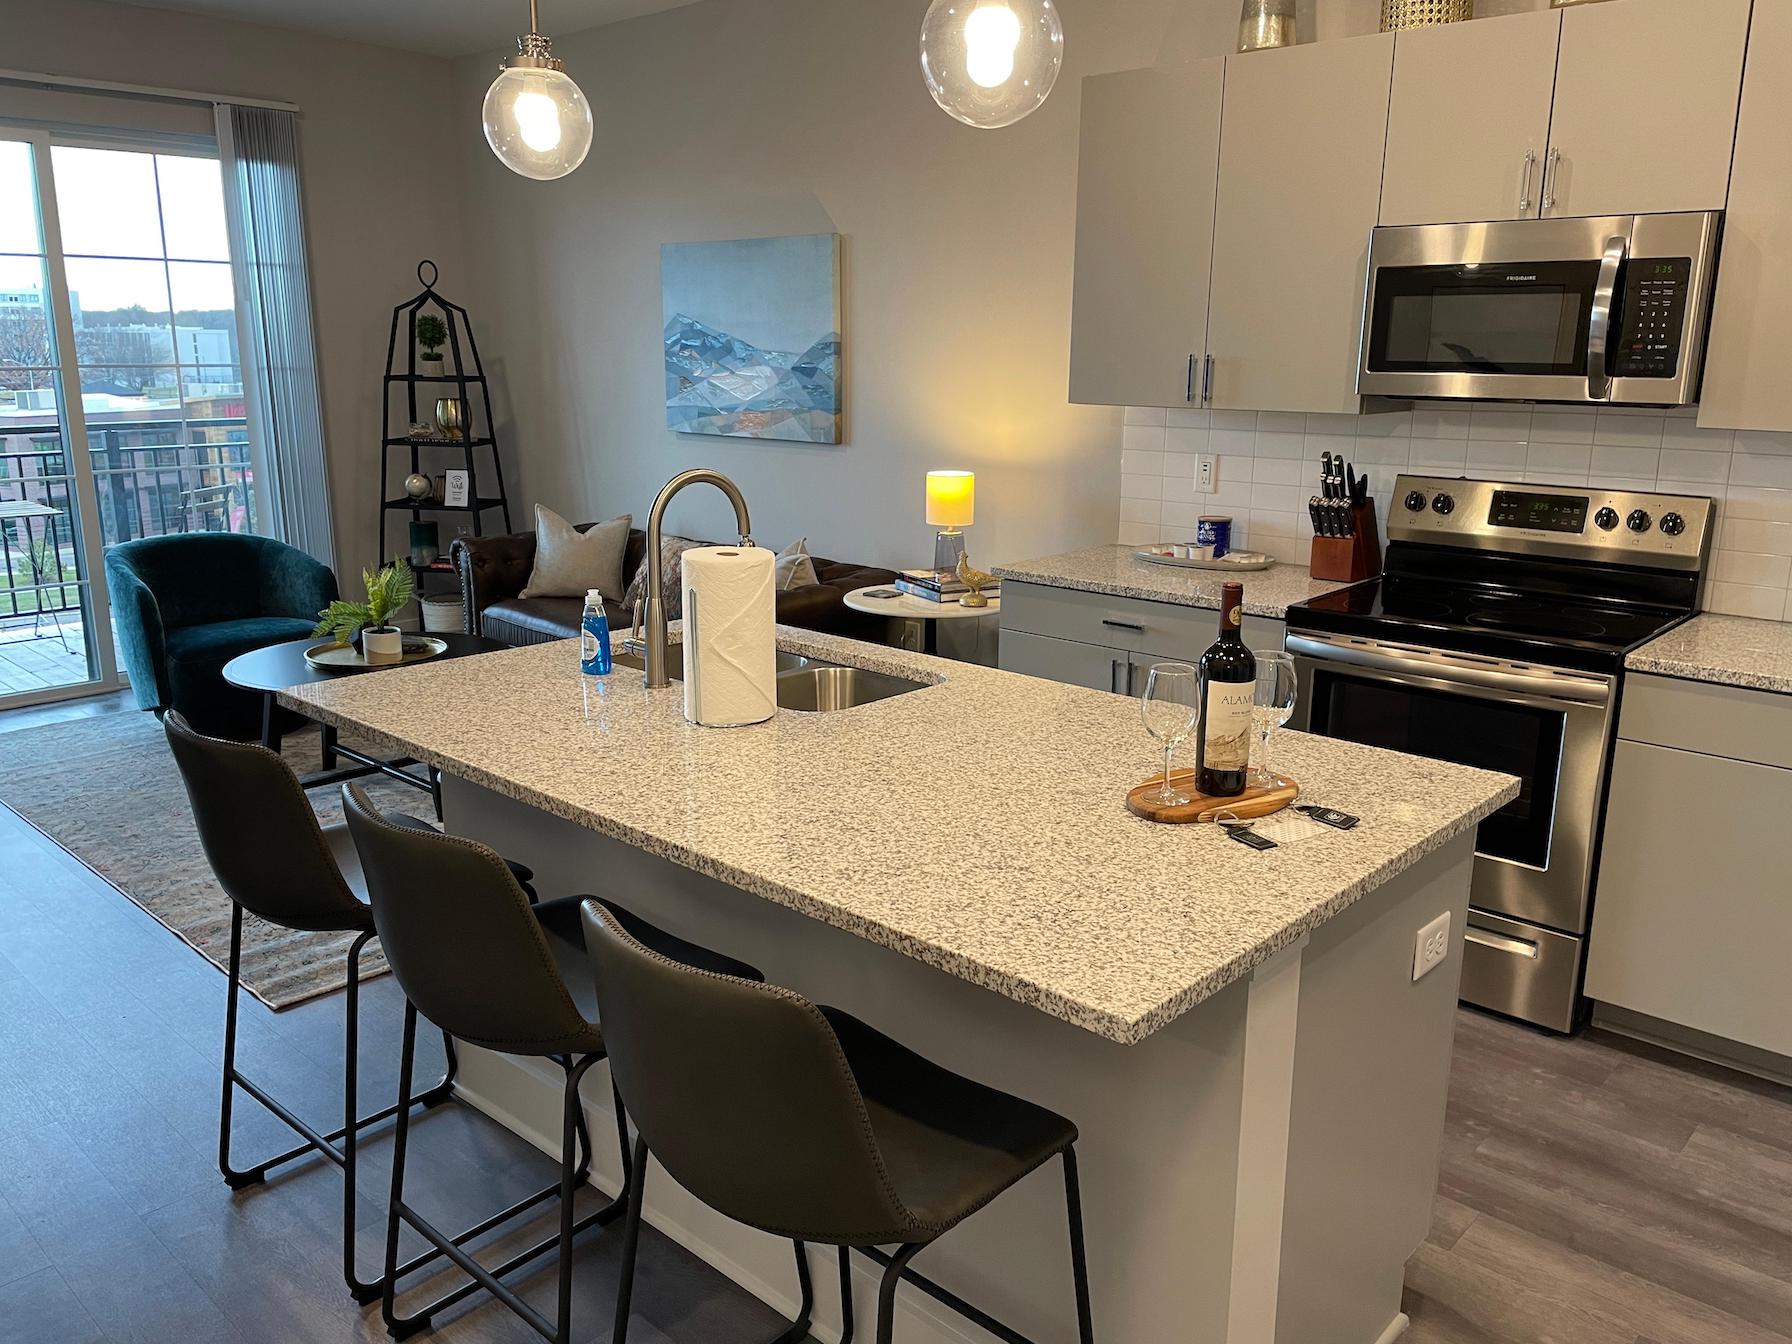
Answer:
[1309,502,1383,583]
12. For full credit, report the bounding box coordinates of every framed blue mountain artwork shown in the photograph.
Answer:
[662,233,843,444]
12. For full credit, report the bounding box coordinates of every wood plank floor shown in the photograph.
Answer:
[2,696,1790,1343]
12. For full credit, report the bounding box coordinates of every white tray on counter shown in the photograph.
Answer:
[1133,547,1275,572]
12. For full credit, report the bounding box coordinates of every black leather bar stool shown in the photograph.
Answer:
[341,783,764,1344]
[582,900,1097,1344]
[163,710,534,1302]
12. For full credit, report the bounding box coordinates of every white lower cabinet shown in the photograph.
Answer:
[998,581,1285,693]
[1586,675,1792,1059]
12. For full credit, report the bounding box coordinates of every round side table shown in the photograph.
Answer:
[844,586,1000,658]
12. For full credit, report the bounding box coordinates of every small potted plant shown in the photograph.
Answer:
[314,561,415,664]
[415,313,448,377]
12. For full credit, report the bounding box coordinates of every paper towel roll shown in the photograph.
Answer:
[681,545,777,727]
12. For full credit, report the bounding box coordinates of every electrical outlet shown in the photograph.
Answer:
[1196,454,1218,493]
[1412,911,1451,982]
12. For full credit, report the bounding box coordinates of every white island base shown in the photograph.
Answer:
[445,777,1472,1344]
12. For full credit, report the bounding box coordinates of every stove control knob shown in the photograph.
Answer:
[1659,511,1686,537]
[1627,509,1653,534]
[1594,507,1621,531]
[1404,490,1428,513]
[1432,492,1456,516]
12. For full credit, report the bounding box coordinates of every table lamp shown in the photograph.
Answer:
[926,470,975,571]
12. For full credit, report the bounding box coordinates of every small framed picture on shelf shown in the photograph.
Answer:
[443,470,471,508]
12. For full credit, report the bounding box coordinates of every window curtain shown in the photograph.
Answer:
[215,103,337,570]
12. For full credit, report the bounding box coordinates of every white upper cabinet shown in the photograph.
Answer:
[1698,0,1792,432]
[1381,11,1563,226]
[1068,63,1224,409]
[1544,0,1750,218]
[1206,33,1394,414]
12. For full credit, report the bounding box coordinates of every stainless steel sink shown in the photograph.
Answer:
[773,665,928,713]
[609,645,925,712]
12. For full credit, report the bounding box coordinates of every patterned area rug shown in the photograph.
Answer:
[0,709,426,1009]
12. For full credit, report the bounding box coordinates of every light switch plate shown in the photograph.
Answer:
[1413,910,1451,982]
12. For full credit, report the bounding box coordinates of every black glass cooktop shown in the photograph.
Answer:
[1287,574,1692,674]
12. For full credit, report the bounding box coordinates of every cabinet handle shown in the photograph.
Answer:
[1126,660,1137,695]
[1110,658,1125,695]
[1518,148,1537,214]
[1186,354,1197,404]
[1541,147,1561,215]
[1201,353,1215,406]
[1101,619,1146,633]
[1465,927,1539,960]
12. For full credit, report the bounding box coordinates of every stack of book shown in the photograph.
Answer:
[895,568,1000,603]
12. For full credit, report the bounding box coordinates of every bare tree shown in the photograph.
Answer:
[0,309,54,392]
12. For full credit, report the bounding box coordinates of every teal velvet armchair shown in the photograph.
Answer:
[105,534,337,741]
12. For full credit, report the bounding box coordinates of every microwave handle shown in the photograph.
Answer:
[1587,234,1628,401]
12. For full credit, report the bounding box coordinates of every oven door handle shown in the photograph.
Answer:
[1587,233,1628,402]
[1286,634,1612,707]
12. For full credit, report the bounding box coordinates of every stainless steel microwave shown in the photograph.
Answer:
[1357,212,1722,407]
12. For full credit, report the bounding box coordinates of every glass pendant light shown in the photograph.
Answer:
[920,0,1064,129]
[482,0,593,181]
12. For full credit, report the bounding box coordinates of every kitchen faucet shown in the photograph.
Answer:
[625,469,754,689]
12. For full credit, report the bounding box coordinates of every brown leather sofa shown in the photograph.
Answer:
[452,524,899,646]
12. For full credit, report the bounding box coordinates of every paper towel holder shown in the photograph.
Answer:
[633,469,755,690]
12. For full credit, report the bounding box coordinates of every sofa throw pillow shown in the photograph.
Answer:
[622,534,708,621]
[773,537,820,591]
[519,507,631,603]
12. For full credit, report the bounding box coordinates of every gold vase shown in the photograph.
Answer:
[1380,0,1474,30]
[1238,0,1296,52]
[433,397,465,441]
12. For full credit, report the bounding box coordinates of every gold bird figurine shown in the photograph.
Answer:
[955,553,995,608]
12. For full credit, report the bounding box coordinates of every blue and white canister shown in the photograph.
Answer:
[1197,515,1232,559]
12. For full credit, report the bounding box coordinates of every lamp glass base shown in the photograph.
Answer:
[932,530,967,573]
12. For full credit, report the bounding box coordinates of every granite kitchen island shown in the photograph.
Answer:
[284,629,1515,1344]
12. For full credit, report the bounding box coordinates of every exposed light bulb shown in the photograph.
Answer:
[963,3,1022,89]
[920,0,1063,130]
[482,7,592,180]
[511,90,563,152]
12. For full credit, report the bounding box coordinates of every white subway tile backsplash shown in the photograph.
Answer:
[1164,426,1210,457]
[1593,411,1665,448]
[1116,400,1792,624]
[1411,406,1472,440]
[1591,445,1661,479]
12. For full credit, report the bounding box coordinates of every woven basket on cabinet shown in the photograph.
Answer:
[1380,0,1474,29]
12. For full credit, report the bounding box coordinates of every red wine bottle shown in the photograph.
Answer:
[1197,582,1256,797]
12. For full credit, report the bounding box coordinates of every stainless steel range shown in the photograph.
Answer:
[1285,475,1715,1032]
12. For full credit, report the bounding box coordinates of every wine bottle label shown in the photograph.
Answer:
[1203,682,1253,770]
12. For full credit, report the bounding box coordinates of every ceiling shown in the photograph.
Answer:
[106,0,710,58]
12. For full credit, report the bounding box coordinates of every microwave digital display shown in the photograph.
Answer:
[1489,491,1588,534]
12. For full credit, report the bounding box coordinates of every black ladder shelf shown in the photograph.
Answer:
[378,260,512,587]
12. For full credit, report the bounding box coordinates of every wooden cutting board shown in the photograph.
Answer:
[1126,769,1298,825]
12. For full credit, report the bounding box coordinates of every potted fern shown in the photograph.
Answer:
[314,562,414,664]
[415,313,448,376]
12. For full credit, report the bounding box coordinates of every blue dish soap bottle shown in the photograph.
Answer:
[580,589,613,677]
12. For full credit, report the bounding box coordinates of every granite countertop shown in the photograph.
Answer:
[1627,614,1792,696]
[283,630,1515,1045]
[992,544,1355,618]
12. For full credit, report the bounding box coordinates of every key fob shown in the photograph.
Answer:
[1298,806,1360,830]
[1226,828,1278,851]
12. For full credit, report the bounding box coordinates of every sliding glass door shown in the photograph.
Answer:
[0,125,262,707]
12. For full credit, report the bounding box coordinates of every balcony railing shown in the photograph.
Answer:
[0,415,255,622]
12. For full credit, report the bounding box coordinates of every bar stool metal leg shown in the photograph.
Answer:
[381,1003,631,1343]
[1063,1147,1095,1344]
[214,904,456,1302]
[874,1244,925,1344]
[613,1138,827,1344]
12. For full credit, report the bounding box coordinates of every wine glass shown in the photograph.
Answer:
[1140,662,1200,806]
[1251,652,1298,785]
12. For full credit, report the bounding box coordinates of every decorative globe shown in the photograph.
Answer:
[404,473,434,500]
[482,64,593,181]
[920,0,1064,129]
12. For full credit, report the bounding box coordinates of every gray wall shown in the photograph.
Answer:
[451,0,1214,571]
[0,0,467,582]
